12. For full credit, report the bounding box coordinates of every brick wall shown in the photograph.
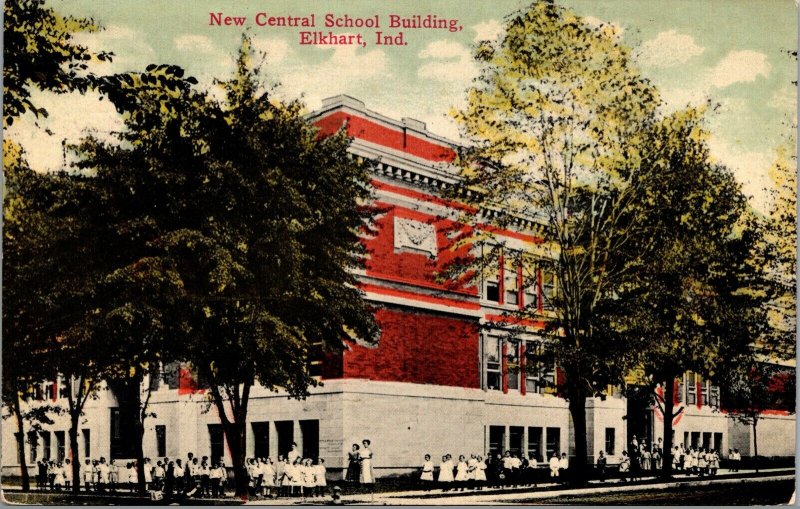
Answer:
[341,306,480,388]
[364,205,475,294]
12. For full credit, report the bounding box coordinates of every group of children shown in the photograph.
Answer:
[420,450,568,490]
[672,446,723,476]
[421,453,488,490]
[246,455,327,498]
[36,457,126,492]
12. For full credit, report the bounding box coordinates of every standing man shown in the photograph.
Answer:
[654,439,663,471]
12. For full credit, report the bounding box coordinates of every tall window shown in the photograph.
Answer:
[483,246,500,302]
[28,431,38,462]
[82,429,91,458]
[484,336,501,391]
[527,427,543,462]
[486,281,500,302]
[15,433,24,464]
[686,372,697,404]
[41,431,51,460]
[58,377,69,399]
[509,426,524,458]
[252,422,269,459]
[488,426,505,457]
[541,271,556,310]
[523,263,539,308]
[208,424,225,465]
[300,420,319,460]
[155,425,166,457]
[525,341,555,394]
[275,421,294,457]
[504,256,519,306]
[605,428,616,455]
[506,340,520,391]
[55,431,65,462]
[546,427,561,459]
[708,385,720,408]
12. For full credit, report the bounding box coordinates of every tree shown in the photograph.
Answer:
[595,107,769,479]
[3,0,112,125]
[3,0,114,490]
[760,131,797,361]
[2,140,39,492]
[452,1,661,485]
[74,36,379,497]
[3,139,118,492]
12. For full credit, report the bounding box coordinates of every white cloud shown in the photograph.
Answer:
[417,40,477,82]
[638,30,704,68]
[472,19,503,43]
[419,40,468,60]
[251,37,292,64]
[658,50,774,110]
[71,24,155,73]
[707,135,773,213]
[707,50,771,88]
[5,90,123,173]
[270,41,388,108]
[768,84,796,112]
[174,34,217,54]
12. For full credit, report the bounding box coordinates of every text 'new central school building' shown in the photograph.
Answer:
[2,96,795,478]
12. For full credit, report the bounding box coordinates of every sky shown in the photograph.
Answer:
[7,0,797,213]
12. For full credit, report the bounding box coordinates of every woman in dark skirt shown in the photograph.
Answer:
[346,444,361,483]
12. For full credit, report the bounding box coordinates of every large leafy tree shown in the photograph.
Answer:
[595,108,769,479]
[3,140,117,492]
[2,0,115,491]
[453,1,662,484]
[75,37,379,497]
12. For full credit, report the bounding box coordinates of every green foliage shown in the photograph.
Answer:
[596,107,768,384]
[453,1,665,391]
[74,34,379,402]
[3,0,112,125]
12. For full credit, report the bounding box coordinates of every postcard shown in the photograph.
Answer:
[2,0,796,505]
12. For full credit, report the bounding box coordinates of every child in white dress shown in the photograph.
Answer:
[437,455,454,489]
[313,458,327,497]
[454,455,468,491]
[420,454,434,484]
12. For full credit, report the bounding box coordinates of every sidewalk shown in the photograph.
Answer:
[242,467,793,505]
[4,468,793,506]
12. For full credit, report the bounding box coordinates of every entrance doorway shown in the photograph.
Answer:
[626,385,654,449]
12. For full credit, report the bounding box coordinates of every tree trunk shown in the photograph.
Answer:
[661,377,675,480]
[752,419,759,473]
[222,420,249,498]
[129,371,147,494]
[567,383,588,487]
[12,393,31,492]
[69,415,81,492]
[134,417,146,493]
[209,380,252,499]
